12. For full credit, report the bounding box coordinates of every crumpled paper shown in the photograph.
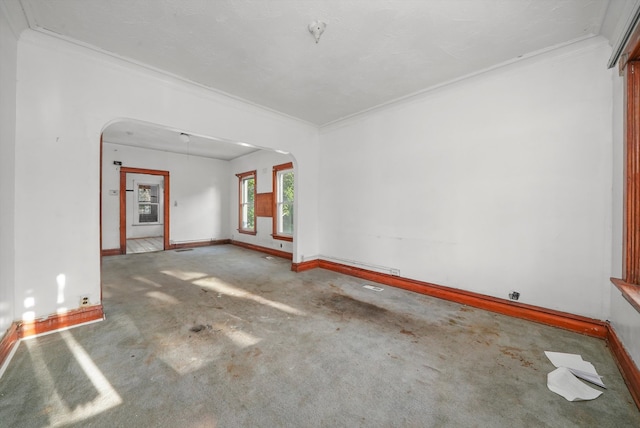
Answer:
[547,367,603,401]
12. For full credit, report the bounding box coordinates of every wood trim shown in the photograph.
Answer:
[119,167,126,253]
[255,192,273,217]
[612,277,640,313]
[171,239,231,250]
[1,306,105,371]
[101,248,122,257]
[231,240,293,260]
[312,259,607,338]
[119,167,170,253]
[19,305,104,338]
[620,15,640,73]
[237,170,257,234]
[100,133,104,302]
[613,5,640,72]
[121,167,170,176]
[291,259,320,272]
[626,62,640,284]
[99,134,103,259]
[272,162,294,242]
[0,322,20,371]
[273,162,294,170]
[235,170,257,179]
[606,323,640,409]
[272,234,293,242]
[164,174,170,251]
[237,229,257,236]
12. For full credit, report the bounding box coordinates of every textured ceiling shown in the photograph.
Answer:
[19,0,611,126]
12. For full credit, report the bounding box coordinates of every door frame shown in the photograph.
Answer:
[119,167,170,254]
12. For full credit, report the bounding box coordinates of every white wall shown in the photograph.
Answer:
[229,150,295,253]
[319,38,614,320]
[14,30,318,320]
[611,292,640,366]
[0,7,18,332]
[102,142,230,248]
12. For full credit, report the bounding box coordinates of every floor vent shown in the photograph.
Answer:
[175,249,193,252]
[363,285,384,292]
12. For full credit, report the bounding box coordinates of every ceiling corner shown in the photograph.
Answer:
[1,0,30,39]
[600,0,640,46]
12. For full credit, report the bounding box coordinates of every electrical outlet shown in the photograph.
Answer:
[390,269,400,276]
[509,291,520,301]
[80,295,90,306]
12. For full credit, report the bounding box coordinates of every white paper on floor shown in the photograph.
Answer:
[544,351,605,388]
[547,367,603,401]
[544,351,605,401]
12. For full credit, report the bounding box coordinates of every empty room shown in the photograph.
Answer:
[3,0,640,426]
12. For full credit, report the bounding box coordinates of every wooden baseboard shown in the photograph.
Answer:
[171,239,231,250]
[607,324,640,409]
[0,305,104,373]
[20,305,104,338]
[314,259,608,338]
[103,239,232,256]
[291,259,320,272]
[0,322,20,371]
[231,240,293,260]
[101,248,122,257]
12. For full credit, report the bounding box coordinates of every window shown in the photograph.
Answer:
[273,162,294,241]
[611,59,640,313]
[237,170,256,234]
[136,183,160,224]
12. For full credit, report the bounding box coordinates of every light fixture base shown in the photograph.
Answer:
[308,20,326,44]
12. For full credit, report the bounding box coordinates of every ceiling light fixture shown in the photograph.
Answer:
[308,20,326,44]
[179,132,190,143]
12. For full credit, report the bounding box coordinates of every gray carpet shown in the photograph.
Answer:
[1,245,638,427]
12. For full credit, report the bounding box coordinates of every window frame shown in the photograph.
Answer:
[611,26,640,314]
[133,182,162,225]
[272,162,294,242]
[611,60,640,313]
[237,170,257,235]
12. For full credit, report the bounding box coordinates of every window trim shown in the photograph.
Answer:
[272,162,294,242]
[237,170,257,235]
[612,27,640,314]
[134,182,162,225]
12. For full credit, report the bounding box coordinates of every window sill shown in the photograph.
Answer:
[237,229,257,236]
[272,234,293,242]
[611,277,640,314]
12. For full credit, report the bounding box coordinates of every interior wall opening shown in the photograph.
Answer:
[99,118,297,290]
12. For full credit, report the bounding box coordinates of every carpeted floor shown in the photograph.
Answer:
[1,245,638,427]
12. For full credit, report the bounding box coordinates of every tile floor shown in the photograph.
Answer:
[125,236,163,254]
